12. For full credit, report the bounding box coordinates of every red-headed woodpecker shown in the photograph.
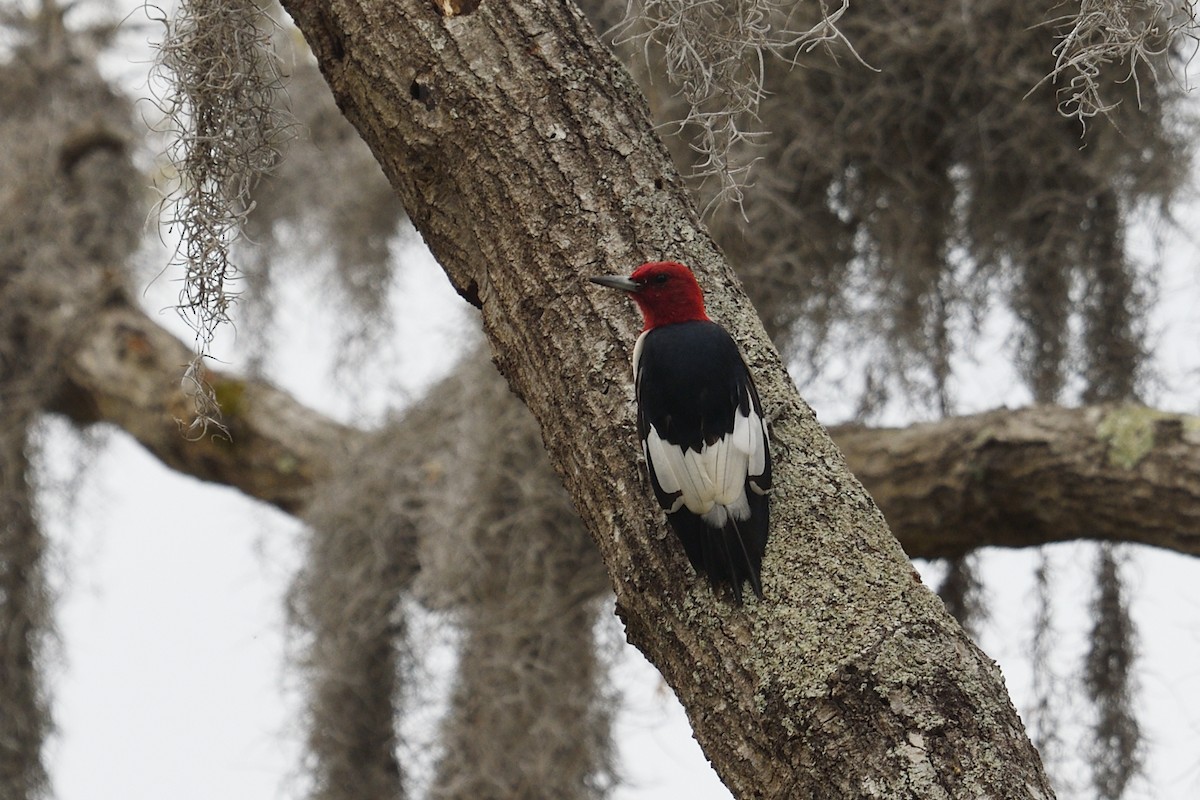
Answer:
[591,261,771,603]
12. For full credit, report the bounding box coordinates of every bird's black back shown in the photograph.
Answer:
[635,320,771,603]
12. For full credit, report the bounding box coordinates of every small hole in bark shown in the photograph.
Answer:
[654,177,664,190]
[410,80,435,110]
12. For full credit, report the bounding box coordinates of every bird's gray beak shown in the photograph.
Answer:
[589,275,640,292]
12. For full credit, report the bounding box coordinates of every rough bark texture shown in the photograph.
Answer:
[838,404,1200,559]
[275,1,1054,797]
[0,425,49,800]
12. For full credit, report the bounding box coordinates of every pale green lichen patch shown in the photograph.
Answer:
[212,377,246,419]
[1096,405,1176,469]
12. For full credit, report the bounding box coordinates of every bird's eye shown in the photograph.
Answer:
[652,273,669,285]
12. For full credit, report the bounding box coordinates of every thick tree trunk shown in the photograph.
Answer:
[275,1,1054,797]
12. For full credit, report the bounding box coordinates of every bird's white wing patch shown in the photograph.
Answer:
[632,331,647,387]
[648,420,761,518]
[732,408,754,458]
[706,430,748,509]
[644,428,680,495]
[734,402,768,479]
[707,401,767,517]
[647,425,718,515]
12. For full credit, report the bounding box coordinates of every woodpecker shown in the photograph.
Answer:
[591,261,771,603]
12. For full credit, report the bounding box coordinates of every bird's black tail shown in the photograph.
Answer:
[671,491,769,604]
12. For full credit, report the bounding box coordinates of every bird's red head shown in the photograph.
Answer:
[590,261,709,330]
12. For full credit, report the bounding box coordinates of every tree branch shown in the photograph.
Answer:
[49,294,358,515]
[55,303,1200,562]
[834,406,1200,560]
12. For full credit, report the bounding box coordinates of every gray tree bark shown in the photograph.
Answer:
[272,0,1055,797]
[837,405,1200,559]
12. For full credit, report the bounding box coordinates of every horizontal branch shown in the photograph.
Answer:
[832,405,1200,559]
[49,296,358,515]
[53,301,1200,560]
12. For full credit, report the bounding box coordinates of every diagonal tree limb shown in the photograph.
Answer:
[274,1,1050,796]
